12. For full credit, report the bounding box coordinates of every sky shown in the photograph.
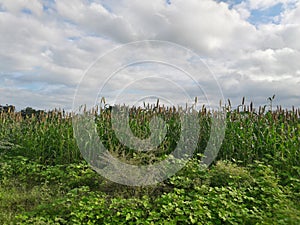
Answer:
[0,0,300,110]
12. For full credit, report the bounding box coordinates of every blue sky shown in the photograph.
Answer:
[217,0,298,24]
[249,3,283,24]
[0,0,299,110]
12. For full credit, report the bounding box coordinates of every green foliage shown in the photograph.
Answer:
[14,162,299,224]
[0,111,79,165]
[0,100,300,224]
[209,160,254,187]
[0,156,299,224]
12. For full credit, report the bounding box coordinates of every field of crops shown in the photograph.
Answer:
[0,100,299,224]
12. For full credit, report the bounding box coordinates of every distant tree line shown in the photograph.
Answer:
[0,105,60,119]
[20,107,46,119]
[0,105,15,113]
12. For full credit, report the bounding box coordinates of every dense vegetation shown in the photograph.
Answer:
[0,99,299,224]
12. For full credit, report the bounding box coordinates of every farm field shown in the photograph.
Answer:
[0,100,299,224]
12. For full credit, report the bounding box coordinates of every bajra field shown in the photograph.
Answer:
[0,98,299,224]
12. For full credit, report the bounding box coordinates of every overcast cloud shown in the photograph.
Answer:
[0,0,299,110]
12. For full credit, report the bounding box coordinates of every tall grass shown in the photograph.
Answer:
[219,101,300,184]
[0,110,79,165]
[0,99,299,183]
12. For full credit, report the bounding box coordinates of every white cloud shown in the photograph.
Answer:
[56,1,136,42]
[282,1,300,23]
[233,2,251,20]
[234,48,300,76]
[0,0,43,16]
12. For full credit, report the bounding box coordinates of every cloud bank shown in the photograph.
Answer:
[0,0,299,110]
